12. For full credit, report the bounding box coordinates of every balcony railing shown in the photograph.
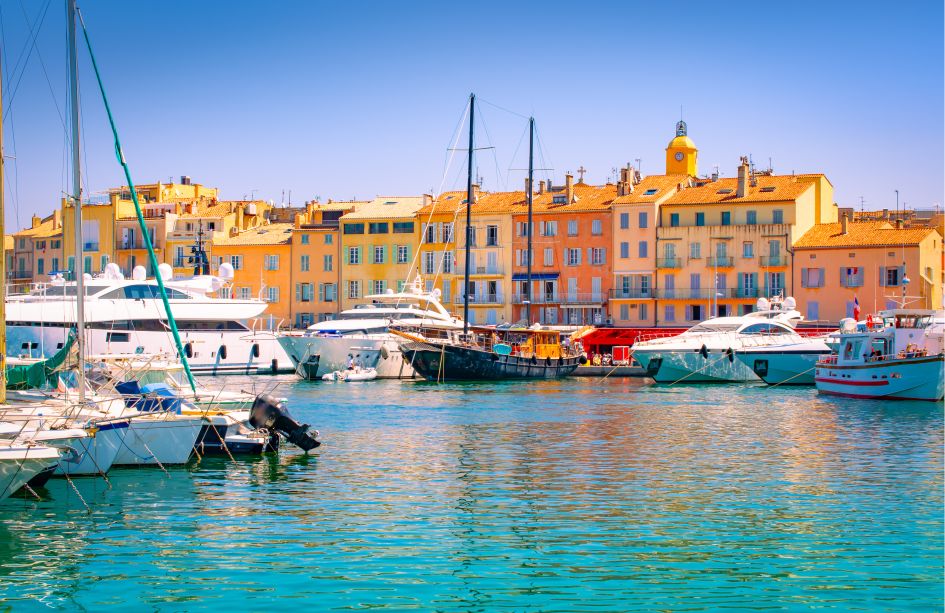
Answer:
[735,287,760,298]
[512,293,559,304]
[706,256,734,267]
[760,255,786,266]
[656,257,681,269]
[454,293,502,305]
[466,265,504,275]
[118,241,161,250]
[610,288,652,299]
[561,293,605,304]
[10,269,32,280]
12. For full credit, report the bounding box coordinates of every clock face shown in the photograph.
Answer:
[674,152,684,162]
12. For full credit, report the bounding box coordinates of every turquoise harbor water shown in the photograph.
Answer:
[1,378,942,611]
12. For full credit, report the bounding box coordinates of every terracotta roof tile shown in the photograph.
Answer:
[213,223,294,246]
[662,175,811,205]
[794,221,939,249]
[14,216,62,239]
[612,174,690,204]
[339,196,425,220]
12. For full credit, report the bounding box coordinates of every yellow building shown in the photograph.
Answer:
[211,222,294,328]
[61,196,128,279]
[10,211,63,287]
[665,120,698,176]
[792,218,943,322]
[289,201,354,327]
[339,197,425,310]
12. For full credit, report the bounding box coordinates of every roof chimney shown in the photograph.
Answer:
[895,218,904,229]
[31,214,41,229]
[538,180,546,194]
[736,157,750,198]
[882,208,889,220]
[53,209,61,229]
[565,173,574,203]
[472,184,480,202]
[180,175,191,186]
[525,177,531,194]
[841,212,849,235]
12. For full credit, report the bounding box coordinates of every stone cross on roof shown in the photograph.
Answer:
[577,166,587,183]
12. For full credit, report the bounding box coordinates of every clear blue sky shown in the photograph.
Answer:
[2,0,942,230]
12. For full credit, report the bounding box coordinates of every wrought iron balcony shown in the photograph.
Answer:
[454,293,503,305]
[512,293,559,304]
[609,288,652,299]
[656,257,682,269]
[706,256,734,267]
[760,255,787,266]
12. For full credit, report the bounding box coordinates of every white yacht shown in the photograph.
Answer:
[5,262,293,375]
[0,441,63,500]
[633,296,806,383]
[734,334,833,385]
[278,277,464,379]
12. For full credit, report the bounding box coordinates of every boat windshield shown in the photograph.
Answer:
[685,323,741,333]
[739,322,794,335]
[29,284,106,296]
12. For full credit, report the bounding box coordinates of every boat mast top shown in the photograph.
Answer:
[463,93,475,337]
[526,117,534,326]
[67,0,86,402]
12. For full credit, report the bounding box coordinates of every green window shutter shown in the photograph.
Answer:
[879,267,886,287]
[382,245,388,264]
[368,245,374,264]
[344,248,350,265]
[295,283,300,302]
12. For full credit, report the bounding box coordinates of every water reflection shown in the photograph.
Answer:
[0,379,941,610]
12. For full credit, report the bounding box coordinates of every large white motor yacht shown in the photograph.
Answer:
[278,277,464,379]
[5,262,293,375]
[734,334,833,385]
[633,296,806,383]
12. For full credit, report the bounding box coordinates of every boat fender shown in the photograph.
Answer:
[184,342,193,358]
[531,355,538,365]
[545,356,551,367]
[699,344,708,359]
[251,343,260,358]
[579,354,588,365]
[249,394,320,451]
[271,358,279,373]
[726,347,734,363]
[380,345,389,360]
[219,345,228,360]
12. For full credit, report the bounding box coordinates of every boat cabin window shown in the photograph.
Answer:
[100,285,191,300]
[894,314,931,329]
[740,323,792,335]
[30,285,100,296]
[842,339,864,360]
[686,323,741,333]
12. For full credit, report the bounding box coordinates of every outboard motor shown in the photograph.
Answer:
[249,394,320,451]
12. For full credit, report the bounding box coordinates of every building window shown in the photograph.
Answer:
[721,211,731,226]
[544,248,553,266]
[689,242,701,259]
[300,255,310,272]
[320,283,337,302]
[230,255,243,270]
[801,268,824,288]
[393,222,414,234]
[881,266,903,287]
[773,209,784,224]
[325,234,333,245]
[443,222,454,243]
[423,251,436,275]
[639,303,648,321]
[540,220,557,237]
[486,225,499,245]
[373,245,386,264]
[840,266,863,287]
[695,212,705,226]
[664,305,675,322]
[567,248,581,266]
[424,223,437,244]
[37,259,45,275]
[300,234,310,245]
[52,257,59,273]
[591,219,602,235]
[347,280,361,299]
[639,212,650,229]
[517,221,531,237]
[638,241,648,258]
[323,254,333,272]
[746,210,757,225]
[237,287,252,300]
[372,280,387,294]
[670,213,679,227]
[619,304,629,320]
[568,220,578,236]
[264,254,279,271]
[343,223,365,234]
[591,248,605,265]
[207,222,216,231]
[620,242,629,258]
[267,286,279,303]
[742,242,754,258]
[368,222,389,234]
[619,213,629,229]
[347,246,361,265]
[297,283,313,302]
[397,245,409,264]
[806,301,819,321]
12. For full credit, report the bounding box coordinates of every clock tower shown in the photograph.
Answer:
[665,120,698,176]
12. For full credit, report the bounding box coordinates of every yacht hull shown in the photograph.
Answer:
[279,334,417,379]
[635,349,759,383]
[55,420,127,476]
[735,349,830,385]
[113,416,203,466]
[401,342,580,381]
[0,446,61,500]
[815,355,945,401]
[6,324,294,375]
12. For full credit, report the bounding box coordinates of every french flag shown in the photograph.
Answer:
[853,296,861,320]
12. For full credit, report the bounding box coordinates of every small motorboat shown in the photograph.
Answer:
[321,367,378,382]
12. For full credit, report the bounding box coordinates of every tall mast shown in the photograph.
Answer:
[0,47,6,403]
[463,93,474,336]
[68,0,86,402]
[526,117,534,326]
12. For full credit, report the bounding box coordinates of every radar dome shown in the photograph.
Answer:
[83,273,93,281]
[218,262,234,281]
[132,265,147,281]
[158,263,173,281]
[756,297,770,312]
[104,262,124,280]
[783,296,797,310]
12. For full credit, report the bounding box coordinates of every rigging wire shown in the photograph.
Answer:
[3,0,53,114]
[15,0,67,132]
[476,107,505,192]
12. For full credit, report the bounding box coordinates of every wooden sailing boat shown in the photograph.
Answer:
[397,95,585,381]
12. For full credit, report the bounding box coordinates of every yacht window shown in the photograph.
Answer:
[741,323,791,335]
[100,285,191,300]
[686,323,741,333]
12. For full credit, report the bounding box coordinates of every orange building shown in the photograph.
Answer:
[211,222,294,328]
[510,174,616,326]
[289,201,353,327]
[792,217,943,323]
